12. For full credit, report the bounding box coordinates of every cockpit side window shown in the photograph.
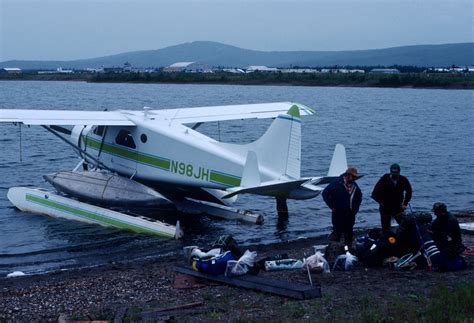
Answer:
[93,125,105,137]
[115,129,136,149]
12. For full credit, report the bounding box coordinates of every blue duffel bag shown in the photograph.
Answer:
[192,250,235,275]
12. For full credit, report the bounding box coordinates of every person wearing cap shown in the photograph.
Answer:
[322,167,363,246]
[429,202,465,258]
[371,163,412,233]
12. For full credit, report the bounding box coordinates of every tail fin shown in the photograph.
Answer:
[327,144,347,176]
[250,105,302,179]
[309,144,348,186]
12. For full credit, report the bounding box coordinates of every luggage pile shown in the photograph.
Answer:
[184,235,336,278]
[184,235,258,277]
[354,212,467,272]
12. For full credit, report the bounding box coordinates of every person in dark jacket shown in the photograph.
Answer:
[322,167,363,246]
[429,202,465,258]
[371,163,412,233]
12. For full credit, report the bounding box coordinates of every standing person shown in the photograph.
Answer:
[429,202,466,258]
[371,163,412,233]
[322,167,363,246]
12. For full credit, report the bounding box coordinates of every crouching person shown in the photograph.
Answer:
[429,202,467,271]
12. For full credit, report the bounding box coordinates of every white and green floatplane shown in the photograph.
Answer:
[0,102,349,237]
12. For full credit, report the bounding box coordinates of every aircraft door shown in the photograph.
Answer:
[109,128,138,177]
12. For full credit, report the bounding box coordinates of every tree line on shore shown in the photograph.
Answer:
[2,70,473,89]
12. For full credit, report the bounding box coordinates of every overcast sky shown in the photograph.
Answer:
[0,0,472,61]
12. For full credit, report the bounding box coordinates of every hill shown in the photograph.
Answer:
[1,41,473,69]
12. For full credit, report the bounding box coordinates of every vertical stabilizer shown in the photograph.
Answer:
[327,144,347,176]
[250,105,302,179]
[241,151,261,187]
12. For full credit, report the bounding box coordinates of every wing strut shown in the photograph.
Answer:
[41,126,113,172]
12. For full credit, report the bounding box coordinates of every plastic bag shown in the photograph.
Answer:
[345,252,357,270]
[256,253,288,270]
[303,251,330,273]
[212,235,243,259]
[238,250,257,267]
[190,247,222,260]
[333,252,358,271]
[225,250,257,277]
[265,259,304,271]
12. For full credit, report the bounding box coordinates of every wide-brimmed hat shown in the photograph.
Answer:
[345,167,358,177]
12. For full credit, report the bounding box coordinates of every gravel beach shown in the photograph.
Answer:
[1,224,473,322]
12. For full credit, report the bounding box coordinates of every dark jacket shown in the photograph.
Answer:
[430,213,465,257]
[371,174,412,212]
[322,176,362,214]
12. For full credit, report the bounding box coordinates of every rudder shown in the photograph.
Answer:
[249,105,302,180]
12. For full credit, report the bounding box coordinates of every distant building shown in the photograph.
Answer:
[57,67,74,74]
[280,68,319,74]
[336,69,365,74]
[425,66,473,73]
[348,69,365,73]
[246,66,279,73]
[103,67,124,73]
[37,67,74,74]
[369,68,400,74]
[222,68,245,74]
[319,68,363,74]
[0,67,22,75]
[123,62,132,73]
[85,67,105,73]
[163,62,213,73]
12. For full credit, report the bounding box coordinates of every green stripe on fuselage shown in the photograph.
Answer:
[210,171,241,187]
[84,136,241,187]
[25,194,173,237]
[85,137,170,170]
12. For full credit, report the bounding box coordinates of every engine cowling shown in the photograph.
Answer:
[70,125,92,159]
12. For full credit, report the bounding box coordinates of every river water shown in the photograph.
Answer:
[0,81,472,275]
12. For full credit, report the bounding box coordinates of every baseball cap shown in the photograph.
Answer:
[390,163,401,175]
[432,202,447,213]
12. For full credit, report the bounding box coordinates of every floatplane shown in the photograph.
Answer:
[0,102,348,239]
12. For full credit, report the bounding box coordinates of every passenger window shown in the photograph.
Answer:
[115,129,136,149]
[93,126,105,137]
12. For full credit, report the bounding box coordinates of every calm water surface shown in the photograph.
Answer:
[0,81,472,275]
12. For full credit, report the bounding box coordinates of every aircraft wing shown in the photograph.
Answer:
[141,102,315,124]
[0,102,314,126]
[0,109,135,126]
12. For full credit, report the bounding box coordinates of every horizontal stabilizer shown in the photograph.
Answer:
[308,174,364,186]
[309,176,340,186]
[222,178,308,199]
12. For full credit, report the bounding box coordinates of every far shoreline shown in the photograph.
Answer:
[1,72,473,90]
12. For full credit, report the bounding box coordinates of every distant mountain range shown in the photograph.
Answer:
[1,41,473,70]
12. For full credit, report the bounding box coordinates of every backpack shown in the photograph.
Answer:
[212,235,243,259]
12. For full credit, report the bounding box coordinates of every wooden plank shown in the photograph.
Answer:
[175,266,321,300]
